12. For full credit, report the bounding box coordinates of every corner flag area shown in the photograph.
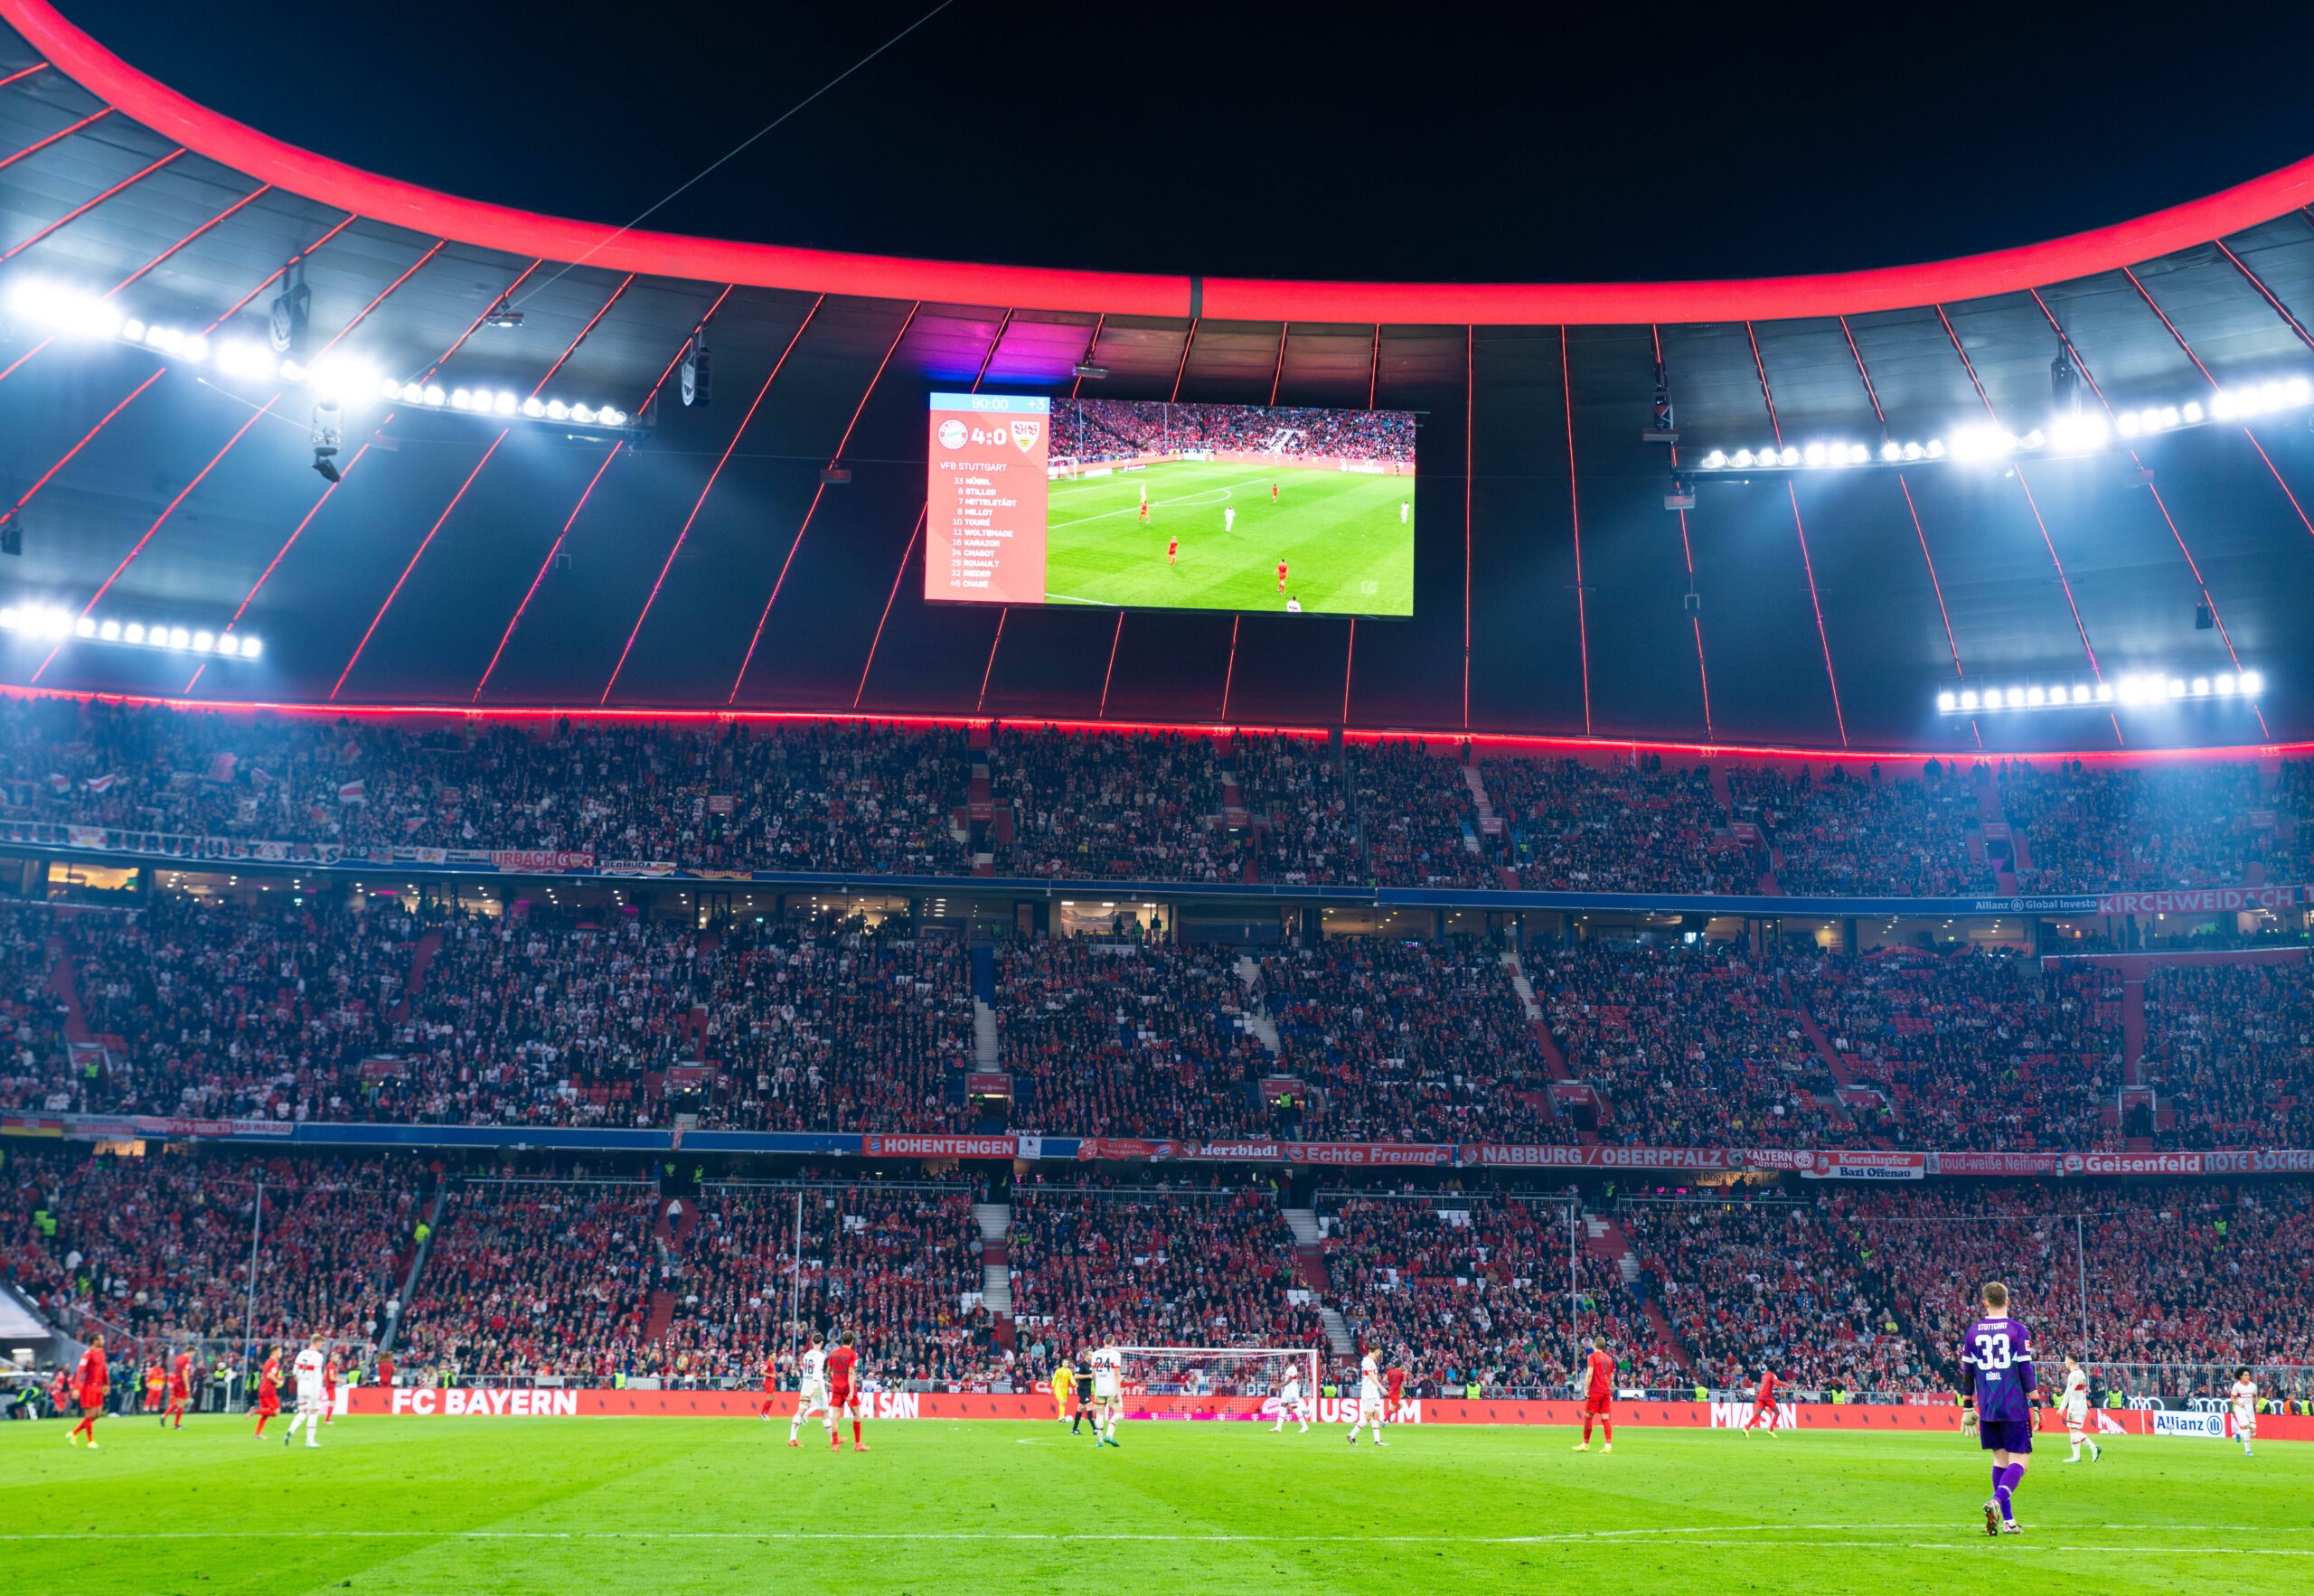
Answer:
[1040,461,1415,615]
[10,1418,2309,1595]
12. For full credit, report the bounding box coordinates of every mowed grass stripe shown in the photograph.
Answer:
[1041,461,1414,615]
[8,1418,2305,1596]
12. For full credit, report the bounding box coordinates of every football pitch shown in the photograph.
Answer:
[6,1418,2308,1595]
[1041,461,1415,615]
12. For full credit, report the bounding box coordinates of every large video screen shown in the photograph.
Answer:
[926,394,1416,615]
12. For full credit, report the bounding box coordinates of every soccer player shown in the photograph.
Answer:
[1347,1350,1387,1445]
[1088,1341,1124,1448]
[65,1332,107,1448]
[323,1348,341,1427]
[826,1330,869,1452]
[1138,501,1151,525]
[1399,500,1410,524]
[1167,534,1178,564]
[2230,1367,2258,1458]
[1744,1365,1780,1437]
[1962,1281,2036,1535]
[143,1357,165,1418]
[1270,482,1278,503]
[1384,1353,1408,1432]
[1275,558,1288,594]
[1050,1355,1074,1423]
[285,1336,326,1448]
[1572,1338,1614,1452]
[165,1348,192,1431]
[789,1332,834,1447]
[1272,1366,1311,1433]
[2056,1355,2099,1462]
[1284,596,1302,613]
[759,1351,782,1423]
[1224,506,1237,534]
[1070,1353,1095,1436]
[252,1347,283,1439]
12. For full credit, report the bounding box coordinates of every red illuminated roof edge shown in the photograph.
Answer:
[14,0,2314,324]
[0,684,2297,768]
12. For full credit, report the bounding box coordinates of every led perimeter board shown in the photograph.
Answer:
[926,395,1416,616]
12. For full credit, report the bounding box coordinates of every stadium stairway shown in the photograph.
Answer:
[43,933,90,1044]
[1783,980,1888,1129]
[379,1179,449,1358]
[1233,955,1282,1053]
[972,1000,1001,1066]
[968,728,996,877]
[1282,1208,1356,1356]
[972,1203,1012,1317]
[1585,1214,1691,1375]
[390,928,444,1023]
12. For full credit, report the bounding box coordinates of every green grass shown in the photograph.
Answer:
[1041,461,1415,615]
[8,1415,2309,1595]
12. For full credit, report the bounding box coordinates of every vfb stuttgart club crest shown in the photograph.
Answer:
[1011,418,1041,453]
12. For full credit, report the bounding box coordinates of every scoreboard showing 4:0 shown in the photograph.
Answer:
[927,393,1049,604]
[923,392,1416,615]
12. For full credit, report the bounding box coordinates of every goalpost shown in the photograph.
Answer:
[1111,1347,1323,1413]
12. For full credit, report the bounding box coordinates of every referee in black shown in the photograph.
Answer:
[1069,1351,1096,1437]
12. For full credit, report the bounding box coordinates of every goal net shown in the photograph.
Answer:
[1110,1346,1322,1412]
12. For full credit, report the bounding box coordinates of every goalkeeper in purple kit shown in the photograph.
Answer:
[1961,1281,2036,1535]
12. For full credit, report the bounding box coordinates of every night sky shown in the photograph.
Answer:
[51,0,2314,284]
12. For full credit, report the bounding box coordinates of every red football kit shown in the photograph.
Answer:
[1748,1372,1780,1431]
[1579,1349,1616,1445]
[165,1354,191,1427]
[1276,561,1288,590]
[1385,1366,1407,1404]
[324,1356,341,1426]
[824,1346,867,1450]
[253,1356,282,1436]
[67,1344,107,1443]
[758,1357,780,1419]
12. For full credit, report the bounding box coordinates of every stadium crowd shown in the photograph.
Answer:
[8,700,2314,897]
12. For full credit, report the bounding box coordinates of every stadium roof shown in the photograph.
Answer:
[8,0,2314,754]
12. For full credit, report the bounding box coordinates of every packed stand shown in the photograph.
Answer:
[655,1184,989,1387]
[989,726,1237,880]
[1262,935,1576,1145]
[0,900,70,1112]
[1352,739,1496,889]
[1008,1187,1325,1393]
[1731,762,1989,897]
[1320,1195,1677,1393]
[2002,757,2275,893]
[1538,942,1848,1149]
[1236,731,1359,885]
[2141,960,2314,1150]
[395,1178,661,1379]
[2,1147,422,1346]
[1793,949,2121,1150]
[1496,754,1744,894]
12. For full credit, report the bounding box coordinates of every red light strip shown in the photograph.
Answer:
[1340,619,1357,725]
[1268,322,1289,408]
[1097,610,1124,718]
[187,440,374,695]
[0,368,163,530]
[1935,305,2105,694]
[200,214,355,334]
[1220,615,1240,720]
[529,273,634,395]
[2122,259,2314,566]
[0,104,108,174]
[476,287,732,703]
[1,146,182,261]
[331,430,506,699]
[2053,286,2268,739]
[1557,326,1588,737]
[472,442,619,701]
[1651,325,1711,738]
[1749,323,1846,745]
[105,181,271,296]
[2213,239,2314,352]
[728,301,920,702]
[976,608,1006,713]
[29,393,279,680]
[603,295,825,704]
[3,677,2301,765]
[1068,314,1105,400]
[313,239,445,357]
[417,258,540,383]
[0,61,47,88]
[1169,319,1198,404]
[851,507,925,709]
[1368,326,1381,409]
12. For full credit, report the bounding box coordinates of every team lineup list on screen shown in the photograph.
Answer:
[927,393,1049,603]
